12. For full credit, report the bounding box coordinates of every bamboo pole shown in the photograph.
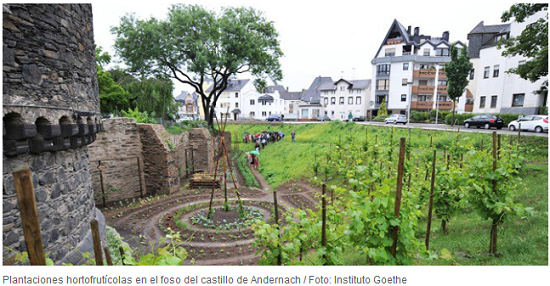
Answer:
[13,167,46,265]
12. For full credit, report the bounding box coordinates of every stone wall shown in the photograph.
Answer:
[88,118,146,205]
[87,119,215,202]
[3,4,105,264]
[137,124,187,195]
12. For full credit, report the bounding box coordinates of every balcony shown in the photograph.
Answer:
[413,69,447,79]
[412,85,448,95]
[386,37,403,45]
[411,101,454,110]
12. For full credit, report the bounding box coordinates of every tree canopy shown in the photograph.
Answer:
[499,3,548,88]
[445,44,472,126]
[111,4,284,127]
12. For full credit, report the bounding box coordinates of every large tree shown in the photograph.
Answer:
[499,3,548,91]
[111,4,283,127]
[445,44,472,126]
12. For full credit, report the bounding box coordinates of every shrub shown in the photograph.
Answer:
[430,109,450,123]
[166,125,183,134]
[121,107,157,124]
[410,111,430,122]
[373,115,387,122]
[444,113,476,125]
[497,113,523,124]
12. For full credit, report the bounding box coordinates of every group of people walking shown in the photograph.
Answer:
[243,130,295,170]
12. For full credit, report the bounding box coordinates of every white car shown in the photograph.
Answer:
[508,115,548,133]
[384,114,407,125]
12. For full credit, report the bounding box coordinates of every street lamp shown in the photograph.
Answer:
[407,81,414,128]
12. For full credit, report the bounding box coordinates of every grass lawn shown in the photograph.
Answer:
[225,121,548,265]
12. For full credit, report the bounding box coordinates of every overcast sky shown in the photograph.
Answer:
[91,0,518,96]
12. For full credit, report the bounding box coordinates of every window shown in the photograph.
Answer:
[438,80,447,86]
[439,95,447,101]
[484,66,490,78]
[419,80,428,86]
[262,111,267,116]
[402,79,408,86]
[469,68,475,80]
[356,97,361,105]
[340,86,345,91]
[418,95,427,101]
[385,48,395,57]
[401,94,407,102]
[377,64,391,75]
[512,93,525,107]
[339,97,344,105]
[403,63,409,70]
[262,101,267,106]
[435,48,449,56]
[493,65,500,77]
[348,97,353,104]
[480,96,486,108]
[376,79,390,90]
[376,95,386,104]
[331,97,336,105]
[324,97,329,106]
[423,49,430,56]
[518,60,526,66]
[235,92,239,98]
[250,112,255,117]
[331,111,335,116]
[250,99,255,105]
[235,103,239,108]
[490,95,498,108]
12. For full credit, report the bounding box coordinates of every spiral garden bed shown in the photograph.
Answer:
[102,154,322,265]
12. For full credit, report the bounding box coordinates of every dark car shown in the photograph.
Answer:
[265,114,282,122]
[464,114,505,129]
[353,116,367,122]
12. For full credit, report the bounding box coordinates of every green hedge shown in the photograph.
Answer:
[444,113,523,125]
[373,115,387,122]
[410,111,430,123]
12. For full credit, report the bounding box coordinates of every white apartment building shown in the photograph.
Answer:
[241,90,285,120]
[464,10,548,115]
[211,79,285,121]
[319,79,371,120]
[371,20,464,117]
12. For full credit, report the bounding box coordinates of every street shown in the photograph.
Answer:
[285,120,549,138]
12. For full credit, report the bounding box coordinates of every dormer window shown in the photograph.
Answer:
[435,48,449,56]
[385,48,395,57]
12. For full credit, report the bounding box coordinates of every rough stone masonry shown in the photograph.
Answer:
[3,4,105,264]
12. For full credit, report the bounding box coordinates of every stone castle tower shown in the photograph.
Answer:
[3,4,105,263]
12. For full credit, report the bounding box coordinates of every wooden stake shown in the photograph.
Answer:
[90,219,104,265]
[13,167,46,265]
[273,190,282,265]
[103,246,113,265]
[391,137,406,257]
[517,123,521,146]
[425,150,437,250]
[490,132,498,255]
[137,157,144,199]
[98,161,106,207]
[321,184,327,265]
[118,246,126,266]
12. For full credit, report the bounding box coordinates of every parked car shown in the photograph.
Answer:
[353,116,367,122]
[318,115,331,122]
[265,114,282,122]
[508,115,548,133]
[384,114,407,125]
[463,114,505,129]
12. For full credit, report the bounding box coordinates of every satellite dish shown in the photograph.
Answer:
[369,101,374,107]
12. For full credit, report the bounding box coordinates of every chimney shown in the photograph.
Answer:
[407,25,412,35]
[414,27,419,36]
[442,31,449,41]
